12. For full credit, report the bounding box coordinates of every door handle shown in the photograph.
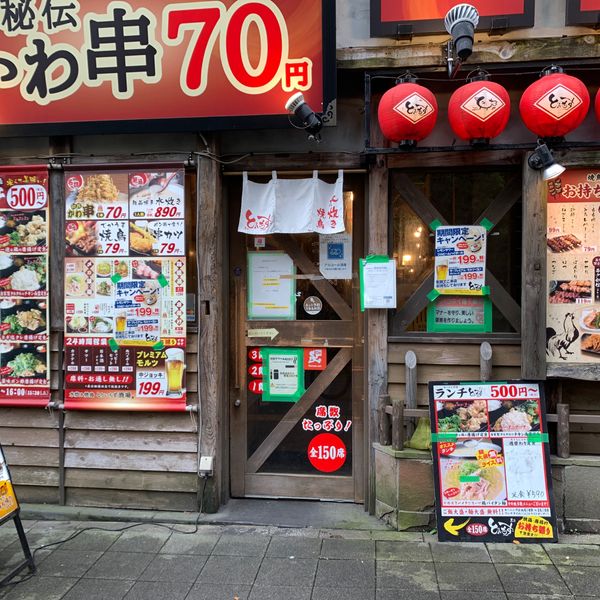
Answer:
[234,398,241,407]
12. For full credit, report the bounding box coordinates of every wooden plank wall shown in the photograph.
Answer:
[388,342,599,455]
[388,343,521,407]
[0,334,200,511]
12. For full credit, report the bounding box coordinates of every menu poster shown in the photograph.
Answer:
[247,252,296,320]
[546,169,600,365]
[434,226,487,294]
[429,381,557,543]
[0,443,19,524]
[0,167,50,408]
[64,169,187,411]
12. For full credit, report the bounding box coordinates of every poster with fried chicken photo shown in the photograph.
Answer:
[0,167,50,408]
[546,169,600,364]
[63,168,187,411]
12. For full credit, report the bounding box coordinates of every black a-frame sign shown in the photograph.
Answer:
[0,443,35,586]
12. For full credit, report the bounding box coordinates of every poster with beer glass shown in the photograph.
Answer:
[63,168,187,411]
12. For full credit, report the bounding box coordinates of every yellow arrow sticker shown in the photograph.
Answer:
[443,518,470,537]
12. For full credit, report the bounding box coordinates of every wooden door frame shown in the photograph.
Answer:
[227,177,365,502]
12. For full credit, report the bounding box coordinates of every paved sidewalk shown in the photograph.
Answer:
[1,519,600,600]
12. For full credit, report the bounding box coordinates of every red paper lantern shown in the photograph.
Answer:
[448,80,510,143]
[519,71,590,138]
[377,82,438,144]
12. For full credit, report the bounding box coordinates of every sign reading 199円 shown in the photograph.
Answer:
[430,381,557,543]
[64,169,187,411]
[0,0,333,132]
[0,167,50,408]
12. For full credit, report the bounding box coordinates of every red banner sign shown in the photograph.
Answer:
[0,167,50,408]
[371,0,534,36]
[0,0,334,134]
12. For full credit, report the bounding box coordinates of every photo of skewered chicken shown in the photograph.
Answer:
[549,280,592,304]
[77,174,119,203]
[547,234,582,253]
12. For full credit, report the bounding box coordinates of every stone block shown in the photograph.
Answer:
[398,458,434,513]
[564,465,600,533]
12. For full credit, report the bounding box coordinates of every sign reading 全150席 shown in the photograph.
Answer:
[0,0,332,132]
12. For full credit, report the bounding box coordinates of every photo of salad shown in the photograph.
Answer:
[96,280,113,296]
[0,344,47,379]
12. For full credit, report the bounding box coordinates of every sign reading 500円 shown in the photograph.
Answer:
[0,0,331,128]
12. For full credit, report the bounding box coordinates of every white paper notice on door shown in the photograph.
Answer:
[359,256,397,311]
[247,252,296,320]
[319,233,352,280]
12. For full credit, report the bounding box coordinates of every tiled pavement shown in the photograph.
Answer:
[1,520,600,600]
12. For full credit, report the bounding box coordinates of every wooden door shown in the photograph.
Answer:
[228,175,364,501]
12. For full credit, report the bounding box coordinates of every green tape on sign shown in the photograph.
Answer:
[153,341,165,351]
[157,274,168,288]
[480,217,494,231]
[108,339,119,352]
[527,433,549,443]
[459,476,480,483]
[481,286,491,296]
[429,219,443,231]
[427,289,441,302]
[431,432,458,442]
[111,274,122,284]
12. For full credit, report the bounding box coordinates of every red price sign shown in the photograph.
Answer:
[137,381,166,397]
[307,433,346,473]
[439,442,456,456]
[7,184,47,210]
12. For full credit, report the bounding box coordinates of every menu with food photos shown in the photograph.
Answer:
[546,169,600,365]
[430,381,557,543]
[64,168,187,411]
[0,167,50,407]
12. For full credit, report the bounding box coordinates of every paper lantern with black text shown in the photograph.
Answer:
[448,81,511,143]
[519,72,590,138]
[377,83,438,145]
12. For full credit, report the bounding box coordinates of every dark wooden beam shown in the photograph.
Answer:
[521,154,547,379]
[337,34,600,70]
[475,175,521,230]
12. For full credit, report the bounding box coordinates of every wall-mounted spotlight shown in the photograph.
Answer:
[285,92,323,142]
[444,3,480,79]
[528,142,566,181]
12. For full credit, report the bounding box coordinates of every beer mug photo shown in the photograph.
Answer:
[165,348,185,396]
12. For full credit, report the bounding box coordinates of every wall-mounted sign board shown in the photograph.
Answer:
[370,0,534,37]
[248,252,296,320]
[0,0,335,136]
[427,295,492,333]
[429,381,558,544]
[545,169,600,370]
[262,347,304,402]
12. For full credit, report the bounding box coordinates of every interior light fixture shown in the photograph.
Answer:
[444,3,480,78]
[527,142,566,181]
[285,92,323,142]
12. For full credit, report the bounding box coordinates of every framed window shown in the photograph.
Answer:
[389,168,522,337]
